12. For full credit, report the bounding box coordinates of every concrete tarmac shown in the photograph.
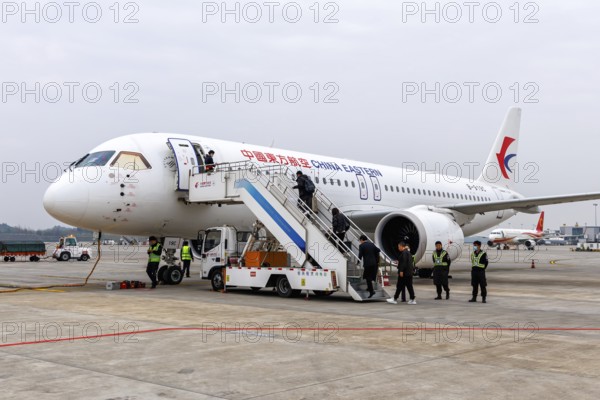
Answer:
[0,245,599,399]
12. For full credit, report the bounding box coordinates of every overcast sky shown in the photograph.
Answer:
[1,0,599,232]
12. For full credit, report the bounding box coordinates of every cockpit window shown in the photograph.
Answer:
[75,151,116,168]
[110,151,152,170]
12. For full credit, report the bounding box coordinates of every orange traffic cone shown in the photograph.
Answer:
[531,260,536,269]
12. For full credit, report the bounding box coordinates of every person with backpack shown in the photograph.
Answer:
[331,207,350,249]
[293,171,315,211]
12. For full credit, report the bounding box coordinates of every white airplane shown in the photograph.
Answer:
[487,211,545,250]
[43,108,600,269]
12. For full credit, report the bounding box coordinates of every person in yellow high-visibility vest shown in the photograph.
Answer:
[469,240,489,303]
[180,241,194,278]
[147,236,163,289]
[432,241,452,300]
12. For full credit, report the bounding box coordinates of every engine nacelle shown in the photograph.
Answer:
[524,240,535,249]
[374,206,465,266]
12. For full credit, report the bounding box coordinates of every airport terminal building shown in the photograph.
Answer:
[560,225,600,244]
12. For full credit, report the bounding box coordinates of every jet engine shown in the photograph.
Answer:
[374,206,465,268]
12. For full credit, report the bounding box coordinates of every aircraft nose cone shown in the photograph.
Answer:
[43,178,90,226]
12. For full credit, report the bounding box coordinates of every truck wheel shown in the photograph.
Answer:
[3,257,8,262]
[167,266,183,285]
[10,257,16,262]
[59,252,71,262]
[275,276,293,298]
[79,254,90,262]
[34,256,40,262]
[211,270,224,291]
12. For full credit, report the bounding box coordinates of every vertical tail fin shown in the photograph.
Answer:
[478,107,521,189]
[536,211,545,232]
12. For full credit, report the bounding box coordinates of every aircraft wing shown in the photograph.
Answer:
[442,192,600,215]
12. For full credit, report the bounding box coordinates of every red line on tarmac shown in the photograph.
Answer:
[1,327,598,349]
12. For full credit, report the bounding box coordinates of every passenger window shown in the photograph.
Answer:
[402,187,405,193]
[323,179,327,185]
[418,189,421,195]
[111,151,152,170]
[203,230,221,252]
[352,181,356,188]
[385,185,388,191]
[315,177,320,184]
[337,179,341,186]
[412,188,416,194]
[331,179,335,185]
[345,180,348,187]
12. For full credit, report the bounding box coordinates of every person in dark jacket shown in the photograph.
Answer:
[204,150,215,171]
[469,240,489,303]
[432,241,452,300]
[293,171,313,210]
[388,241,416,304]
[331,208,349,248]
[358,235,380,298]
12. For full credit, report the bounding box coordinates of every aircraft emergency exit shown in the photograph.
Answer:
[43,108,600,267]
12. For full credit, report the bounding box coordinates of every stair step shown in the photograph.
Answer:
[353,289,389,300]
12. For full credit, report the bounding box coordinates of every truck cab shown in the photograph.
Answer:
[53,235,93,262]
[196,226,252,289]
[195,224,337,298]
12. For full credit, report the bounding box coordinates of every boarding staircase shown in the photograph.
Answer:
[187,161,392,301]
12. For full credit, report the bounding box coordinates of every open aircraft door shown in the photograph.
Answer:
[167,138,199,191]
